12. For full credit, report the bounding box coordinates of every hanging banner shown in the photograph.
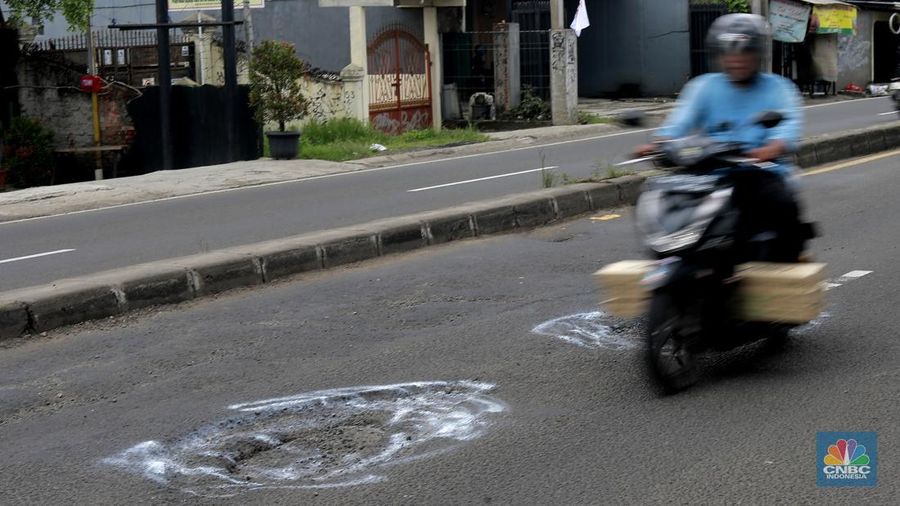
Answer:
[770,0,812,43]
[813,4,857,36]
[169,0,264,11]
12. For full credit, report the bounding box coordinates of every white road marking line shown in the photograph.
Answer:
[801,96,889,109]
[838,270,872,281]
[878,111,897,116]
[824,270,873,290]
[407,166,559,192]
[0,249,75,265]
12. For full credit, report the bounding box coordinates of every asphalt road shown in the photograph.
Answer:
[0,97,895,291]
[0,150,896,504]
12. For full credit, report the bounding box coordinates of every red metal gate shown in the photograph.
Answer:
[368,26,432,134]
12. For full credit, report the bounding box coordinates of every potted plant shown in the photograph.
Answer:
[249,40,309,160]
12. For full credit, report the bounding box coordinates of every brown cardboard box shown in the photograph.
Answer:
[594,260,826,323]
[734,286,825,322]
[593,261,653,318]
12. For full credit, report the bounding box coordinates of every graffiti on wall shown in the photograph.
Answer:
[371,108,431,135]
[303,74,344,123]
[838,34,871,73]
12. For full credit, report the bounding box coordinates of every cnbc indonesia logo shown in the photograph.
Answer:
[824,439,870,477]
[818,433,877,487]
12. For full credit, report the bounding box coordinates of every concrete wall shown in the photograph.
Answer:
[837,9,894,89]
[569,0,690,97]
[642,0,692,95]
[300,72,346,124]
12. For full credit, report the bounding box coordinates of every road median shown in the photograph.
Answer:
[2,123,898,341]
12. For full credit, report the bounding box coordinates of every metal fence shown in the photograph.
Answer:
[26,30,192,52]
[511,0,550,98]
[442,29,550,106]
[22,30,196,87]
[689,2,728,77]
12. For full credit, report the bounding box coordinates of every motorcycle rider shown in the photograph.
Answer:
[635,13,807,262]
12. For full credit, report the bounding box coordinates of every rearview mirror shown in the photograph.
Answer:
[756,111,784,129]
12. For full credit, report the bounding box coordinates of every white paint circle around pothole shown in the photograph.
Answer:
[103,381,505,497]
[531,311,640,351]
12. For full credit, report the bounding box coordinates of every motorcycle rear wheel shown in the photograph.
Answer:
[646,292,699,394]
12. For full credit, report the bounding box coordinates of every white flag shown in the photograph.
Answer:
[570,0,590,37]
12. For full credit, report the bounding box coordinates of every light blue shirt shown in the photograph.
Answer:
[656,72,803,178]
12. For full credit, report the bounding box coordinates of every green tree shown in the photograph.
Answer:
[690,0,750,13]
[4,0,94,32]
[726,0,750,13]
[249,40,309,132]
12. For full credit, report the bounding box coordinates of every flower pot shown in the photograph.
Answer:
[266,131,302,160]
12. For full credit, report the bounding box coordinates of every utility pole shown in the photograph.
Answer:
[243,0,255,53]
[155,0,173,171]
[87,29,104,180]
[222,0,238,161]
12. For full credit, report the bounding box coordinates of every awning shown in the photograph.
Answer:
[800,0,853,6]
[843,1,900,11]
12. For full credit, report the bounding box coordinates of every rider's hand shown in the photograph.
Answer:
[634,137,671,157]
[746,140,789,162]
[634,143,659,157]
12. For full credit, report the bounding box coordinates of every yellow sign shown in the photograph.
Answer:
[813,5,857,35]
[169,0,265,11]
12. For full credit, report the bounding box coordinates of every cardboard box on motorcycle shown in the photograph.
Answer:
[594,261,826,323]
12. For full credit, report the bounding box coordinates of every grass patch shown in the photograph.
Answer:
[271,118,488,162]
[541,168,559,188]
[300,140,376,161]
[577,112,614,125]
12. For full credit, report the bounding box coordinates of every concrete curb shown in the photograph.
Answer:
[1,123,898,341]
[794,122,900,168]
[0,176,644,341]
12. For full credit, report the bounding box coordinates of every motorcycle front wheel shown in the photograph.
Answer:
[646,292,699,394]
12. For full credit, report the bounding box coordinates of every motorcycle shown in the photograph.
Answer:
[615,112,821,393]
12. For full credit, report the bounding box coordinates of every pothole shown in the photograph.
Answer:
[531,311,640,350]
[102,381,504,497]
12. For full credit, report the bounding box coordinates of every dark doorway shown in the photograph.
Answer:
[873,21,899,82]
